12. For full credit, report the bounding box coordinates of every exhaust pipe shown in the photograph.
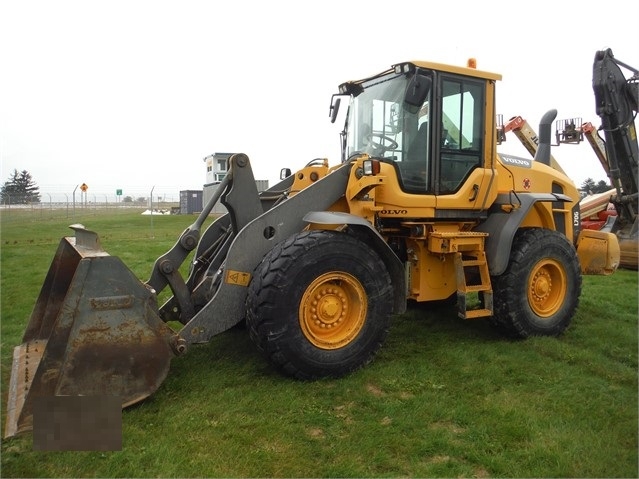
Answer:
[533,109,557,167]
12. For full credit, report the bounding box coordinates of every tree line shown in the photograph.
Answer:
[580,178,614,195]
[1,170,40,204]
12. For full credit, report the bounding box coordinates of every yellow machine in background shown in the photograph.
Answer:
[5,55,621,439]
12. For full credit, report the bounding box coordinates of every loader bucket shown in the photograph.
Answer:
[4,226,182,439]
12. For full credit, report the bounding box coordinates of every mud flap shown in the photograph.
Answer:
[4,226,183,439]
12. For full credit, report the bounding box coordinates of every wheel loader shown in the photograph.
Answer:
[4,56,621,439]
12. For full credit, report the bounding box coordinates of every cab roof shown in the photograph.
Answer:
[406,60,502,81]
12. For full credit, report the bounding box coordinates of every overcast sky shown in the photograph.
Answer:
[1,0,638,202]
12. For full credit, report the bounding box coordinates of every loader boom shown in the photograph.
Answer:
[169,155,356,344]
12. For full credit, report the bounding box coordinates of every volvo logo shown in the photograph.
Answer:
[499,154,532,168]
[380,209,408,215]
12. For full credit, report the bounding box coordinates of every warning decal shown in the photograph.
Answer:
[225,270,251,286]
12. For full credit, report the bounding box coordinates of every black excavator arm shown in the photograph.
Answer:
[592,48,639,226]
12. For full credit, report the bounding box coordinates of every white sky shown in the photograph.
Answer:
[1,0,638,202]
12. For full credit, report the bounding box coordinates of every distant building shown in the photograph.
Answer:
[204,152,231,185]
[202,153,269,214]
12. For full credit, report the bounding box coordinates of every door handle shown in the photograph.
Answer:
[468,184,479,202]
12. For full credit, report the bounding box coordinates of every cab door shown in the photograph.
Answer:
[433,75,495,212]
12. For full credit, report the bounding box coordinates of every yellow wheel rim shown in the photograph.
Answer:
[527,258,567,317]
[299,272,367,350]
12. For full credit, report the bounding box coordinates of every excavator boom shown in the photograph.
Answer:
[592,48,639,268]
[593,48,638,204]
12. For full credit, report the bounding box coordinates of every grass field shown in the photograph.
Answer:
[1,210,637,478]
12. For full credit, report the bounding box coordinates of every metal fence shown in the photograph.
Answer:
[0,200,179,225]
[2,186,181,206]
[1,186,184,222]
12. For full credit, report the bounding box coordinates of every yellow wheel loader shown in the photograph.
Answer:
[4,57,621,439]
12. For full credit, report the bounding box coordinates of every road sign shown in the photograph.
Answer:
[80,183,88,192]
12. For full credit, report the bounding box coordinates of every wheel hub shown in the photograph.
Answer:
[313,288,346,327]
[531,270,552,301]
[300,273,366,349]
[527,259,567,318]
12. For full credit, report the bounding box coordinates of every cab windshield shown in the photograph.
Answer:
[344,70,428,163]
[341,66,485,194]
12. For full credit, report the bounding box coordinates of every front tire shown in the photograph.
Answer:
[246,230,394,379]
[491,228,582,338]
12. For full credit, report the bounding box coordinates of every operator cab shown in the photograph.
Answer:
[332,62,490,196]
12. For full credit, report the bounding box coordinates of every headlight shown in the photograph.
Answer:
[362,159,381,176]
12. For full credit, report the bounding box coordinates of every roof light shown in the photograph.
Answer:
[467,58,477,69]
[394,63,415,74]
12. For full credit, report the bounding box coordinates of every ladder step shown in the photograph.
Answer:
[455,250,493,319]
[459,309,493,319]
[456,291,493,318]
[464,284,491,293]
[461,259,484,267]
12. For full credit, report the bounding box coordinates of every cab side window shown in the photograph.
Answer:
[439,78,484,193]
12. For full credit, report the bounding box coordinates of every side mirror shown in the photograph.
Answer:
[405,73,431,107]
[280,168,292,180]
[329,96,342,124]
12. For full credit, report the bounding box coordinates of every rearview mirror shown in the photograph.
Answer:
[280,168,292,180]
[404,73,431,107]
[329,95,342,124]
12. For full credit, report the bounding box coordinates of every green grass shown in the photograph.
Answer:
[1,210,637,477]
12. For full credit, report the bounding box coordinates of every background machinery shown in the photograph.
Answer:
[499,114,567,175]
[4,55,621,439]
[498,49,637,268]
[555,49,638,268]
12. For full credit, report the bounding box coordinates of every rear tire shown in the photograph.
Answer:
[491,228,582,338]
[246,230,394,379]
